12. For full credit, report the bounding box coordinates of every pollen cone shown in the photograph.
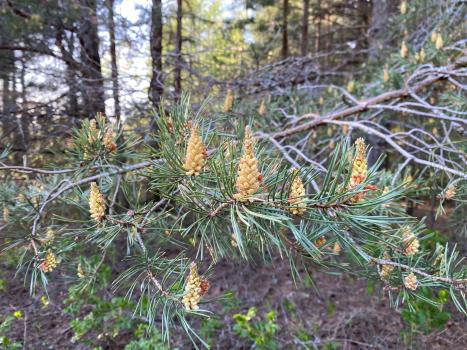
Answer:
[288,168,306,216]
[183,123,207,176]
[348,138,368,202]
[234,127,262,202]
[182,262,208,311]
[89,182,106,222]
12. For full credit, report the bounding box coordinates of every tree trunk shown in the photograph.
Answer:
[174,0,182,98]
[314,0,321,53]
[19,55,29,150]
[301,0,309,56]
[77,0,105,118]
[368,0,398,61]
[107,0,121,121]
[149,0,163,112]
[1,49,14,115]
[281,0,289,60]
[0,46,16,147]
[65,32,80,120]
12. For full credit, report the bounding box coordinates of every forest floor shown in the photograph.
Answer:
[1,207,466,350]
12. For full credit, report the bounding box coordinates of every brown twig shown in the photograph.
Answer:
[209,199,235,217]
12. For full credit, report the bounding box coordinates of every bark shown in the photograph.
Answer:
[0,45,16,146]
[314,0,321,53]
[1,49,14,115]
[281,0,289,60]
[107,0,121,121]
[301,0,309,56]
[174,0,182,98]
[19,56,29,150]
[149,0,164,111]
[65,32,80,119]
[77,0,105,118]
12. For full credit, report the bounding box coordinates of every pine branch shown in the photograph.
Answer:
[31,160,154,236]
[343,231,467,290]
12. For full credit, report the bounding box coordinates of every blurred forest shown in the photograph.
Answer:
[0,0,437,155]
[0,0,466,349]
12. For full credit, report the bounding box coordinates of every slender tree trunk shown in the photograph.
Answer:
[1,49,14,115]
[282,0,289,60]
[107,0,121,121]
[301,0,309,56]
[0,47,16,146]
[315,0,321,53]
[174,0,182,98]
[65,32,80,120]
[368,0,398,61]
[78,0,105,118]
[19,55,29,150]
[1,71,10,115]
[149,0,163,112]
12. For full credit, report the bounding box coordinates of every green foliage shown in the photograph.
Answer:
[0,314,22,350]
[64,260,166,348]
[199,318,223,345]
[123,324,170,350]
[220,291,243,312]
[233,307,279,349]
[401,288,451,334]
[322,341,341,350]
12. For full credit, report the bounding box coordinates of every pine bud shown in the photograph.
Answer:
[77,263,85,278]
[342,124,349,134]
[435,34,444,50]
[89,118,97,131]
[379,252,394,280]
[223,89,234,113]
[346,80,355,93]
[444,186,456,200]
[348,138,368,202]
[383,67,389,82]
[103,127,117,153]
[288,168,306,216]
[183,123,207,176]
[419,48,426,63]
[434,249,446,276]
[88,119,98,143]
[234,127,262,202]
[332,242,342,254]
[404,272,417,291]
[315,236,326,248]
[258,100,266,116]
[182,262,208,311]
[89,182,106,222]
[44,228,55,245]
[400,1,408,14]
[231,234,238,247]
[3,206,9,222]
[402,226,420,256]
[431,31,437,43]
[40,250,58,273]
[400,41,409,58]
